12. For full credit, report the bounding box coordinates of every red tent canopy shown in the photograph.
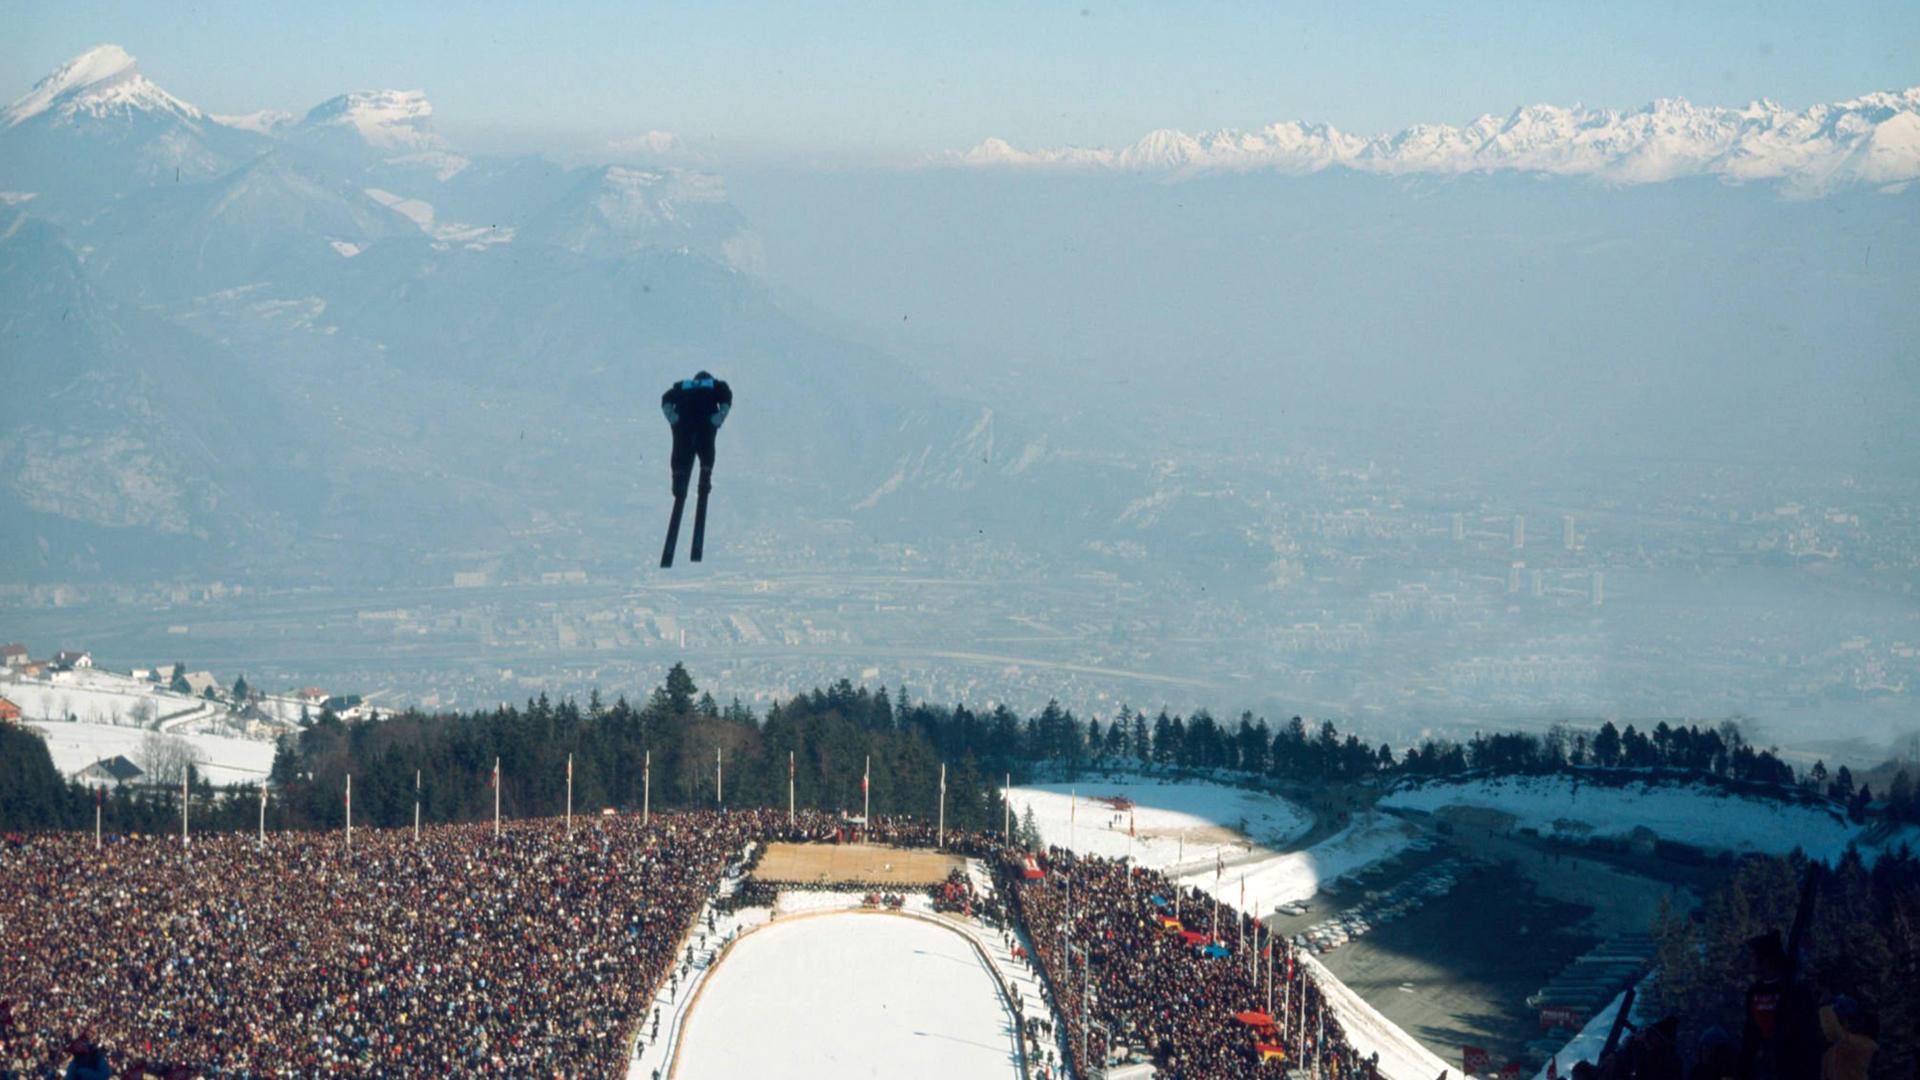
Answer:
[1236,1011,1275,1027]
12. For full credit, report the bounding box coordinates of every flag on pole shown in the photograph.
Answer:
[1129,805,1135,838]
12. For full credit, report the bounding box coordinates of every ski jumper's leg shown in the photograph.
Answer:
[662,425,696,566]
[661,493,686,568]
[690,428,716,562]
[669,426,696,498]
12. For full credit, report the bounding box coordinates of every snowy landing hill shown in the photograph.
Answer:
[1379,772,1863,860]
[1009,777,1426,907]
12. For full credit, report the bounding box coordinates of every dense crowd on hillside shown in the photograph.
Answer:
[7,792,1895,1080]
[1012,847,1368,1080]
[0,808,1067,1080]
[0,813,771,1079]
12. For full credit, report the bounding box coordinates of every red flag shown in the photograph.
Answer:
[1548,1060,1559,1080]
[1129,806,1135,837]
[862,772,869,793]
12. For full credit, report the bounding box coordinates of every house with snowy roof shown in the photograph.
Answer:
[0,697,20,724]
[52,649,93,670]
[1,643,27,667]
[76,755,144,788]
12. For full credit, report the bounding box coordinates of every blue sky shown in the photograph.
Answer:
[8,1,1918,161]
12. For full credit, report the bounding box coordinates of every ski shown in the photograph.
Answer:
[660,491,687,568]
[690,486,710,562]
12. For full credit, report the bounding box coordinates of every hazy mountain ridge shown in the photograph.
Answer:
[958,88,1920,192]
[0,46,1042,584]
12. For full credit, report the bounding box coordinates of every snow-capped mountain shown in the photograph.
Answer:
[297,89,441,151]
[287,89,472,183]
[957,88,1920,192]
[1,44,198,129]
[0,45,267,219]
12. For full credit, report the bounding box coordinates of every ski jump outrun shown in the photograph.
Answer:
[659,370,732,568]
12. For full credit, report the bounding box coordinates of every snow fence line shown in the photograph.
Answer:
[653,905,1036,1080]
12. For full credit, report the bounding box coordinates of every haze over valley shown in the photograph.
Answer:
[4,44,1917,762]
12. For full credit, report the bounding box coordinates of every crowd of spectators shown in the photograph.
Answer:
[26,806,1866,1080]
[1012,846,1373,1080]
[0,812,767,1079]
[0,808,1041,1080]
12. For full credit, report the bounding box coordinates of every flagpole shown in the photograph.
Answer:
[787,749,795,827]
[862,754,870,839]
[258,784,266,846]
[566,753,573,835]
[346,773,353,853]
[493,756,501,838]
[1003,773,1010,842]
[716,746,723,810]
[938,762,946,848]
[413,769,420,842]
[643,749,651,826]
[95,787,102,849]
[181,774,189,851]
[1212,848,1221,941]
[1266,927,1274,1016]
[1176,835,1184,922]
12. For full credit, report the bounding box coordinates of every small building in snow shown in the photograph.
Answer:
[52,650,92,671]
[0,697,21,724]
[1,643,27,667]
[76,755,145,789]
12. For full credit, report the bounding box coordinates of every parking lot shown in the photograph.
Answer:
[1267,834,1612,1068]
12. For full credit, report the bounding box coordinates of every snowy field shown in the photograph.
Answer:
[1008,778,1420,911]
[1380,774,1861,860]
[1007,777,1315,872]
[25,720,276,786]
[672,912,1021,1080]
[3,671,206,727]
[1187,812,1423,911]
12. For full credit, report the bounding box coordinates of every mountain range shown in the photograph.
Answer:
[956,88,1920,192]
[0,46,1031,586]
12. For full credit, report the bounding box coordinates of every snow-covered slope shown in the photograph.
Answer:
[0,45,268,218]
[1007,778,1418,908]
[958,88,1920,192]
[1007,778,1314,870]
[25,720,276,787]
[1380,773,1860,859]
[671,914,1019,1080]
[298,89,442,152]
[2,45,200,129]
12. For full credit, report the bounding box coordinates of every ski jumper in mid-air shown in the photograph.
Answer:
[659,370,732,567]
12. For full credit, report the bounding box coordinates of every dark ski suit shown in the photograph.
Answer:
[660,374,732,498]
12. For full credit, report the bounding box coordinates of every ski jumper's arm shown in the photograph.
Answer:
[711,380,733,429]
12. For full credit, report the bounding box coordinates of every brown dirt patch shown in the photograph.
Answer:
[754,842,964,886]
